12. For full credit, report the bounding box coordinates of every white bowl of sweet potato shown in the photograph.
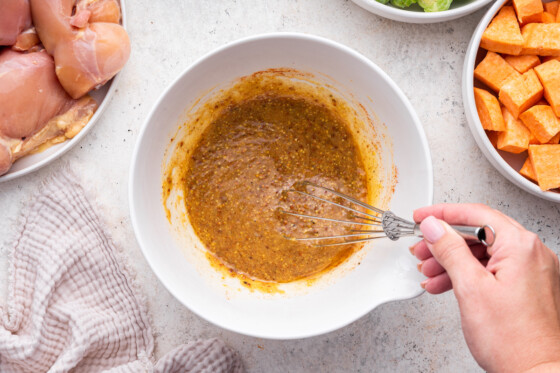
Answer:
[464,0,560,202]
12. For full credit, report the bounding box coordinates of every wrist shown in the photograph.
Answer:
[518,333,560,373]
[498,336,560,373]
[524,361,560,373]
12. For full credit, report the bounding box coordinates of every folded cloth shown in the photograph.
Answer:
[0,171,243,373]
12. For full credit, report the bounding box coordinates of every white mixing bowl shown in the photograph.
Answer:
[130,33,433,339]
[463,0,560,203]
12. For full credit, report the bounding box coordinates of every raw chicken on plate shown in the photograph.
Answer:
[0,0,130,176]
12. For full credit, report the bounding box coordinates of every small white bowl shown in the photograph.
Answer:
[0,1,127,183]
[352,0,493,24]
[130,33,433,339]
[463,0,560,203]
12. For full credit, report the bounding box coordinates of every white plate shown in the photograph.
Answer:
[0,1,127,183]
[352,0,493,23]
[130,33,433,339]
[463,0,560,203]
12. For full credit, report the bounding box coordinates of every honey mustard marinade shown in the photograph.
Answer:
[183,93,368,283]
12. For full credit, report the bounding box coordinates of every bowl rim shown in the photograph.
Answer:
[129,32,434,339]
[462,0,560,203]
[0,0,128,183]
[351,0,494,23]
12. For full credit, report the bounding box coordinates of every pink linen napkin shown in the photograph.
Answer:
[0,171,243,373]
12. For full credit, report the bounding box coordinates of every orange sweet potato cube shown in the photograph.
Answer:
[542,11,557,23]
[499,69,544,118]
[530,131,560,143]
[513,0,544,23]
[528,144,560,190]
[504,54,541,73]
[549,132,560,144]
[544,0,559,15]
[498,106,531,153]
[486,130,500,148]
[475,52,521,92]
[475,88,507,131]
[534,60,560,116]
[557,4,560,21]
[519,157,538,182]
[541,56,560,63]
[520,105,560,142]
[521,24,560,55]
[481,6,524,55]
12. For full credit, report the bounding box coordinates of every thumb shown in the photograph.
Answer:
[420,216,488,291]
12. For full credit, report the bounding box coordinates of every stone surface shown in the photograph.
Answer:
[1,1,560,372]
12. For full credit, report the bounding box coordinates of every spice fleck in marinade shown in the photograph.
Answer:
[184,95,367,283]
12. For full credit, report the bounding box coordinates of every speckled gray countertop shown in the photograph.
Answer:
[1,1,560,372]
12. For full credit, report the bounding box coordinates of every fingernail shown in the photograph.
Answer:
[420,279,428,289]
[420,216,446,243]
[409,246,415,255]
[417,262,423,272]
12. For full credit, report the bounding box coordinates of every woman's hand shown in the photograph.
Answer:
[411,203,560,373]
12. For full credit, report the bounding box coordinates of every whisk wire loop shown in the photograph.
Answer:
[278,209,377,227]
[284,188,382,222]
[299,181,385,215]
[279,181,495,247]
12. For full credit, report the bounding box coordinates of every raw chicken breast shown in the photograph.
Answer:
[31,0,130,99]
[0,49,97,175]
[0,49,72,139]
[0,0,32,45]
[76,0,121,24]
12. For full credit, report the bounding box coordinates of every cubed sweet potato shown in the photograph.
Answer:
[549,132,560,143]
[519,157,538,181]
[542,11,557,23]
[529,130,560,143]
[499,69,544,118]
[520,105,560,142]
[544,0,559,15]
[486,130,500,148]
[497,106,531,153]
[475,88,507,131]
[528,144,560,190]
[481,6,524,55]
[541,56,560,63]
[475,52,521,92]
[557,4,560,22]
[513,0,544,23]
[504,54,541,73]
[534,59,560,116]
[521,24,560,55]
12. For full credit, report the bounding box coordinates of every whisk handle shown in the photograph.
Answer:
[449,225,496,247]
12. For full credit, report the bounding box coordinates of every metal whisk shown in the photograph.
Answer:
[279,181,495,247]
